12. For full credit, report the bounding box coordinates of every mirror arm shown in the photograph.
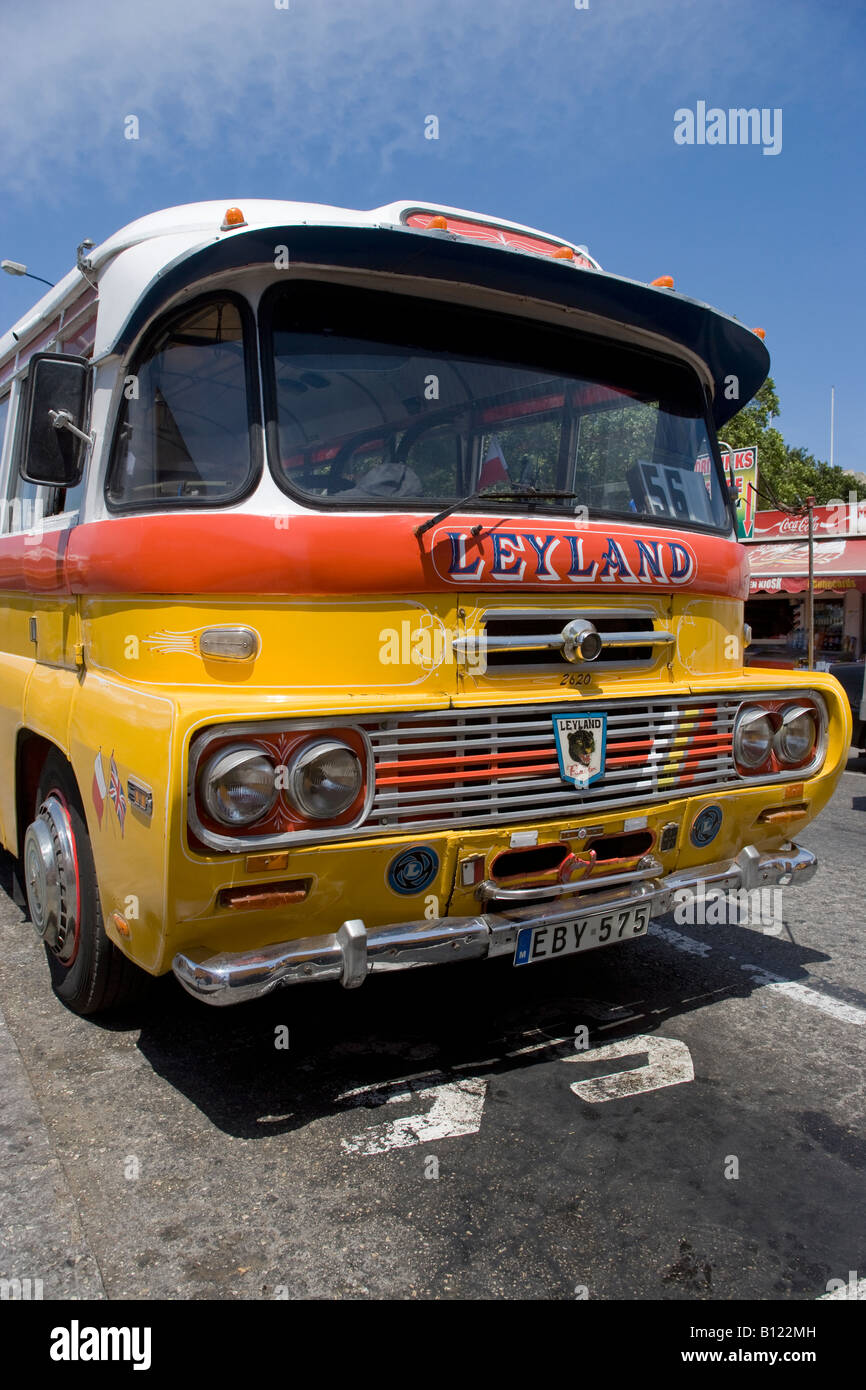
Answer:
[48,409,95,448]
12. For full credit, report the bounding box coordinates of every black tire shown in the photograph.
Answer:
[30,751,147,1015]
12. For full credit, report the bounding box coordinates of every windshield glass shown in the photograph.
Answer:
[265,283,730,531]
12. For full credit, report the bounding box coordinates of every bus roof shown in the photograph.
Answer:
[0,197,769,425]
[0,198,600,369]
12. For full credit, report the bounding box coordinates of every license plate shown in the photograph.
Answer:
[513,903,651,966]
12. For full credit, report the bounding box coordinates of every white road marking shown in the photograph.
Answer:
[337,1070,441,1100]
[564,1035,695,1103]
[340,1076,488,1156]
[650,923,713,957]
[739,964,866,1027]
[502,1035,572,1060]
[651,924,866,1026]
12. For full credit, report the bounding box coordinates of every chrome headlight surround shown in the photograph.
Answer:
[198,743,279,827]
[188,719,375,852]
[733,692,828,781]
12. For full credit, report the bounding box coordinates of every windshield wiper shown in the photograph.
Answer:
[415,486,578,538]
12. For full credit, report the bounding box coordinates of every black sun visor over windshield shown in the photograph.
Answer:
[108,223,769,429]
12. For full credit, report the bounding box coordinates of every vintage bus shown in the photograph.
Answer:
[0,198,850,1014]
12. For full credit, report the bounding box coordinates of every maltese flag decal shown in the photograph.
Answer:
[478,435,509,489]
[91,749,107,828]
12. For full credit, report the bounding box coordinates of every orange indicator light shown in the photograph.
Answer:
[221,206,247,230]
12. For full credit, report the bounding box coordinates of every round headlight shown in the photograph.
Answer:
[200,744,278,826]
[287,741,363,820]
[734,707,774,769]
[775,706,817,765]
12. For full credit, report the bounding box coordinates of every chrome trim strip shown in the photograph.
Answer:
[453,629,672,653]
[477,855,662,903]
[365,709,737,740]
[600,630,675,648]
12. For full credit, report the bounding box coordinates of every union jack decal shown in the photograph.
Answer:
[108,753,127,837]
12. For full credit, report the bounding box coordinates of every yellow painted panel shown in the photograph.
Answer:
[81,596,462,696]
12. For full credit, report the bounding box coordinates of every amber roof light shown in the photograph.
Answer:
[221,206,247,230]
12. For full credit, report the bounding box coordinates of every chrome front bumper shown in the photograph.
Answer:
[172,842,817,1006]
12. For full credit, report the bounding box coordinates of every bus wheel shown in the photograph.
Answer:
[23,752,146,1016]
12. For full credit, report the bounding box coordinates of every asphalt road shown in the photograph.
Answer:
[2,759,865,1302]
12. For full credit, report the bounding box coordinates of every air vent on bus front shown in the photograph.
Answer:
[466,608,674,672]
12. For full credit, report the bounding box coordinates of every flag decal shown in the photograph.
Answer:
[91,750,107,827]
[479,435,509,490]
[108,752,127,837]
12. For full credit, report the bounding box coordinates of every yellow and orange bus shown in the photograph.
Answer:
[0,198,849,1014]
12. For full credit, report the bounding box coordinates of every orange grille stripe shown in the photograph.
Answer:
[376,747,554,772]
[376,760,560,787]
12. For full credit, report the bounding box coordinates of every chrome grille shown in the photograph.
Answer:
[363,694,741,831]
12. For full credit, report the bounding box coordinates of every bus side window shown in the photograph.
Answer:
[2,376,55,532]
[0,392,10,528]
[106,296,254,511]
[0,393,9,475]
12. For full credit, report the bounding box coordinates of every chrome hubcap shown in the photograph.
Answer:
[23,796,79,963]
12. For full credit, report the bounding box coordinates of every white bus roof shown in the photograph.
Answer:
[0,198,600,369]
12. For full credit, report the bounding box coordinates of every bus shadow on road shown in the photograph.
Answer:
[121,913,845,1140]
[1,845,848,1140]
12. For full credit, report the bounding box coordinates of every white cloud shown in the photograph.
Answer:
[0,0,852,196]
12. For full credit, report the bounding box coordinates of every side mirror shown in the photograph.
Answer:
[19,352,91,487]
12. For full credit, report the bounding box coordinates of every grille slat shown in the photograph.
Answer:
[366,713,736,751]
[371,758,736,807]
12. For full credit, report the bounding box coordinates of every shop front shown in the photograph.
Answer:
[745,507,866,669]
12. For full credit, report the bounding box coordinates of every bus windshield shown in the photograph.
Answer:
[265,282,731,531]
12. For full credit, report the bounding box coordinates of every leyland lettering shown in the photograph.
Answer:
[442,530,698,585]
[0,197,850,1015]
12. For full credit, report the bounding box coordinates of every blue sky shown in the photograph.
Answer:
[1,0,863,473]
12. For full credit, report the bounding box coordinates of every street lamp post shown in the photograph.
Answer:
[1,260,55,289]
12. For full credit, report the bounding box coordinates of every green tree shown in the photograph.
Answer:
[724,377,860,508]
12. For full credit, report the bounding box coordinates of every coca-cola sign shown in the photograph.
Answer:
[750,499,866,541]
